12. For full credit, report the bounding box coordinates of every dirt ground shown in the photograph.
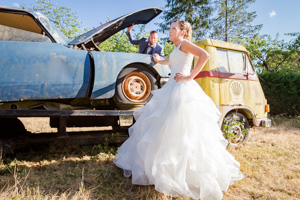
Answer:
[0,116,299,199]
[19,117,113,133]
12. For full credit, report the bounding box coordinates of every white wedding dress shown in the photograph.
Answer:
[113,41,244,200]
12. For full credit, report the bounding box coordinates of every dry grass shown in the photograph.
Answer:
[0,117,299,199]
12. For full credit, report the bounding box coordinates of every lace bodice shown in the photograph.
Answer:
[169,40,194,80]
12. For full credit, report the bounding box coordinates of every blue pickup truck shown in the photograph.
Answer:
[0,6,171,156]
[0,6,170,110]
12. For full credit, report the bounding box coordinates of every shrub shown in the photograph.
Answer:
[258,69,300,116]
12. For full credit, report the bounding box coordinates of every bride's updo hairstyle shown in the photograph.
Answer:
[173,20,193,41]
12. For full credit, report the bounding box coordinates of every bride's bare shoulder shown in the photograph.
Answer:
[181,40,209,57]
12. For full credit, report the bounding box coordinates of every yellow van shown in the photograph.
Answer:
[193,38,271,145]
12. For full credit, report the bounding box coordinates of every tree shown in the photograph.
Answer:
[99,31,139,53]
[99,24,146,53]
[244,34,300,72]
[160,0,261,42]
[159,0,213,40]
[99,23,174,55]
[288,32,300,50]
[23,0,83,39]
[163,41,175,56]
[211,0,262,42]
[286,32,300,65]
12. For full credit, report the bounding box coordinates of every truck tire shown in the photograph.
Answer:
[0,118,28,138]
[222,113,250,145]
[0,139,3,162]
[115,65,158,104]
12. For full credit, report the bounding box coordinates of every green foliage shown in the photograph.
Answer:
[286,32,300,69]
[159,0,261,41]
[222,113,248,144]
[248,34,300,116]
[99,25,148,53]
[212,0,262,42]
[243,34,300,72]
[24,0,83,39]
[99,24,170,55]
[99,30,138,53]
[258,69,300,116]
[164,41,175,56]
[287,32,300,51]
[159,0,213,40]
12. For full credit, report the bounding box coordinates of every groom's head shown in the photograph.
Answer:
[149,31,158,46]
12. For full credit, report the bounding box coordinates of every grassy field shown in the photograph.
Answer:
[0,116,299,200]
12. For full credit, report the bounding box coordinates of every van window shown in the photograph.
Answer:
[217,49,245,74]
[217,49,230,72]
[246,56,255,74]
[228,51,244,74]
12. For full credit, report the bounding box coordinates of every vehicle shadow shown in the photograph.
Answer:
[0,135,170,199]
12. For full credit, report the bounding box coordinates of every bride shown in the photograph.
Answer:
[113,20,244,200]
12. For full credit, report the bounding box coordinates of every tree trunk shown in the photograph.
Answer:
[262,60,269,71]
[225,0,228,42]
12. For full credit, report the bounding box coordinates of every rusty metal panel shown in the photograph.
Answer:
[0,41,91,102]
[0,109,134,117]
[90,51,170,99]
[69,8,162,46]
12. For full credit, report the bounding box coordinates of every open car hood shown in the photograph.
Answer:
[69,8,162,49]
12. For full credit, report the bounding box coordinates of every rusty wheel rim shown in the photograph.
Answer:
[122,72,151,102]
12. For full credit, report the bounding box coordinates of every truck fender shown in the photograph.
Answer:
[217,105,259,127]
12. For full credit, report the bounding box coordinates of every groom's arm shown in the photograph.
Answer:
[126,31,141,45]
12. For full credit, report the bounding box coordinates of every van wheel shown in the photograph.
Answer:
[115,66,158,104]
[222,113,250,145]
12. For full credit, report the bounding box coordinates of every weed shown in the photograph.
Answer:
[222,113,249,145]
[0,117,299,199]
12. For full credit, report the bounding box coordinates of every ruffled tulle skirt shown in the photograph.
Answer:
[113,79,243,200]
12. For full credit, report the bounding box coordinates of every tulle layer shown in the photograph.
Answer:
[113,79,243,200]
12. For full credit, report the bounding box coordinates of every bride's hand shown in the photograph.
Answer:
[174,73,192,82]
[153,53,160,63]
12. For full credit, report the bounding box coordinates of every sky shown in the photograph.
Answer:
[0,0,299,42]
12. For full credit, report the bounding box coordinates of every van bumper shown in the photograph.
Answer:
[257,118,272,127]
[217,105,272,128]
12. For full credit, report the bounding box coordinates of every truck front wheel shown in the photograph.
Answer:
[115,66,158,104]
[222,113,250,145]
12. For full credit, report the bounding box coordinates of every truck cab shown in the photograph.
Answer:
[194,39,271,145]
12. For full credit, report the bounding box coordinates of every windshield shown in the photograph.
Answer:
[35,12,69,45]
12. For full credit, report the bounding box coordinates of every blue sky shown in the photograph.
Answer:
[1,0,299,42]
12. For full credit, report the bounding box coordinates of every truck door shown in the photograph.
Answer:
[0,40,91,102]
[244,55,268,119]
[217,49,247,106]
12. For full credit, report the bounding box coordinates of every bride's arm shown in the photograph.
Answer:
[153,53,169,65]
[174,40,210,82]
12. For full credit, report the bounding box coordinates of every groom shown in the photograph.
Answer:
[126,24,164,57]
